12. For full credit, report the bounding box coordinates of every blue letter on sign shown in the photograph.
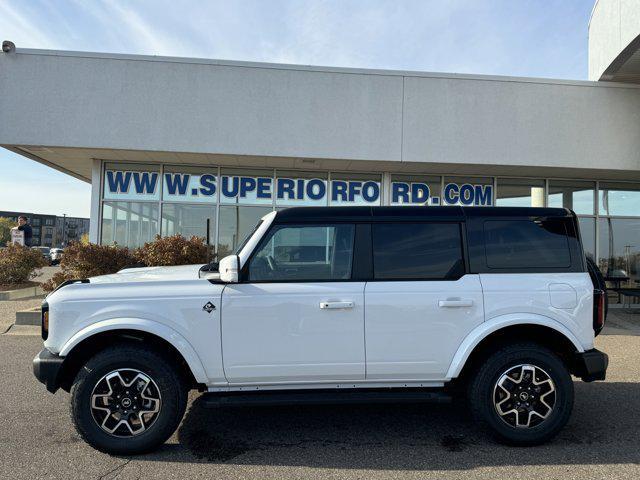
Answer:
[444,183,459,204]
[411,183,430,203]
[277,178,295,200]
[475,185,492,206]
[239,177,256,197]
[107,171,132,193]
[362,181,379,203]
[256,177,272,199]
[306,179,326,200]
[199,174,216,196]
[332,181,348,202]
[392,182,409,203]
[222,176,239,198]
[164,173,189,195]
[132,172,158,194]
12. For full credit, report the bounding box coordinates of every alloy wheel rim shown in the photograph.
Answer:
[90,368,162,437]
[492,364,556,428]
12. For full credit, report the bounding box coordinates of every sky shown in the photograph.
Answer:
[0,0,595,218]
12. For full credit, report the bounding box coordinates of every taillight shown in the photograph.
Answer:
[41,302,49,340]
[593,289,605,336]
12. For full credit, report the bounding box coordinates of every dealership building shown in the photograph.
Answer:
[1,0,640,302]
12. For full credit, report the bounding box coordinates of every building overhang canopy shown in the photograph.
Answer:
[2,47,640,182]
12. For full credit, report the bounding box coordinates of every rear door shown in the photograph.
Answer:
[364,221,484,380]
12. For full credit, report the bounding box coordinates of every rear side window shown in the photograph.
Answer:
[372,223,464,280]
[483,219,571,269]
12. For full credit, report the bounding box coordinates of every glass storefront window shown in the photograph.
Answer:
[443,176,493,206]
[101,201,159,247]
[220,168,273,205]
[161,204,215,243]
[599,183,640,217]
[578,217,595,260]
[548,180,595,215]
[329,172,382,206]
[598,218,640,303]
[496,178,545,207]
[390,175,441,206]
[275,170,329,207]
[218,205,273,258]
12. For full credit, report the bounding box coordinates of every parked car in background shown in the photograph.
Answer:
[31,246,51,265]
[49,248,64,265]
[33,206,608,454]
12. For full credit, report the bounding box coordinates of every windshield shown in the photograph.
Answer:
[234,220,264,255]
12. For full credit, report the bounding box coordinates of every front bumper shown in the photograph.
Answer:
[33,348,64,393]
[573,348,608,382]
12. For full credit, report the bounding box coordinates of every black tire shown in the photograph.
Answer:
[70,343,188,455]
[468,342,574,446]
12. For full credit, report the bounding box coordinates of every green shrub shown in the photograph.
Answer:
[134,235,212,267]
[42,242,138,291]
[0,217,14,247]
[0,244,48,285]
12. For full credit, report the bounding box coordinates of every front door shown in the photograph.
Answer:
[221,223,365,384]
[364,221,484,380]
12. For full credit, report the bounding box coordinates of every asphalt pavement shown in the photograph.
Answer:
[2,312,640,479]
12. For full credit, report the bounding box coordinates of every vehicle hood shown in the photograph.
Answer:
[89,264,206,284]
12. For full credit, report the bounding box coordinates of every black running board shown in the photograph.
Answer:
[201,389,451,408]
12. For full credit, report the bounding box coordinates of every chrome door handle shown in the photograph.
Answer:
[438,299,474,308]
[319,301,354,309]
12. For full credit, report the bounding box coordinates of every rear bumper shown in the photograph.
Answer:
[33,348,64,393]
[573,348,608,382]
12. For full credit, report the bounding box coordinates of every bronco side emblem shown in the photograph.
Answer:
[202,302,216,313]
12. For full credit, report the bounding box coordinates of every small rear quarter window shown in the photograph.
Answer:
[483,219,571,269]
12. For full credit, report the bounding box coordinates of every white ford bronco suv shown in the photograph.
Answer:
[33,206,608,454]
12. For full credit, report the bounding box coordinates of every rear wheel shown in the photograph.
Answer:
[468,343,573,445]
[70,343,188,455]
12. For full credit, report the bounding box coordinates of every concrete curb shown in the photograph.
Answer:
[0,285,45,301]
[15,307,41,326]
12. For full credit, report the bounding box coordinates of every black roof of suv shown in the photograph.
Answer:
[274,206,574,224]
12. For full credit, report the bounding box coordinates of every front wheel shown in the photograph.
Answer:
[70,343,188,455]
[468,343,574,446]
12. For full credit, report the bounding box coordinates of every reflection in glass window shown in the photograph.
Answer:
[329,173,382,206]
[496,178,545,207]
[101,201,159,247]
[390,175,441,206]
[218,206,273,258]
[249,224,355,281]
[599,183,640,216]
[161,204,215,242]
[598,218,640,303]
[275,170,328,207]
[548,181,594,215]
[578,217,595,260]
[373,223,464,279]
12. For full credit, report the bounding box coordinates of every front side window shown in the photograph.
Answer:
[248,224,355,282]
[372,223,464,280]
